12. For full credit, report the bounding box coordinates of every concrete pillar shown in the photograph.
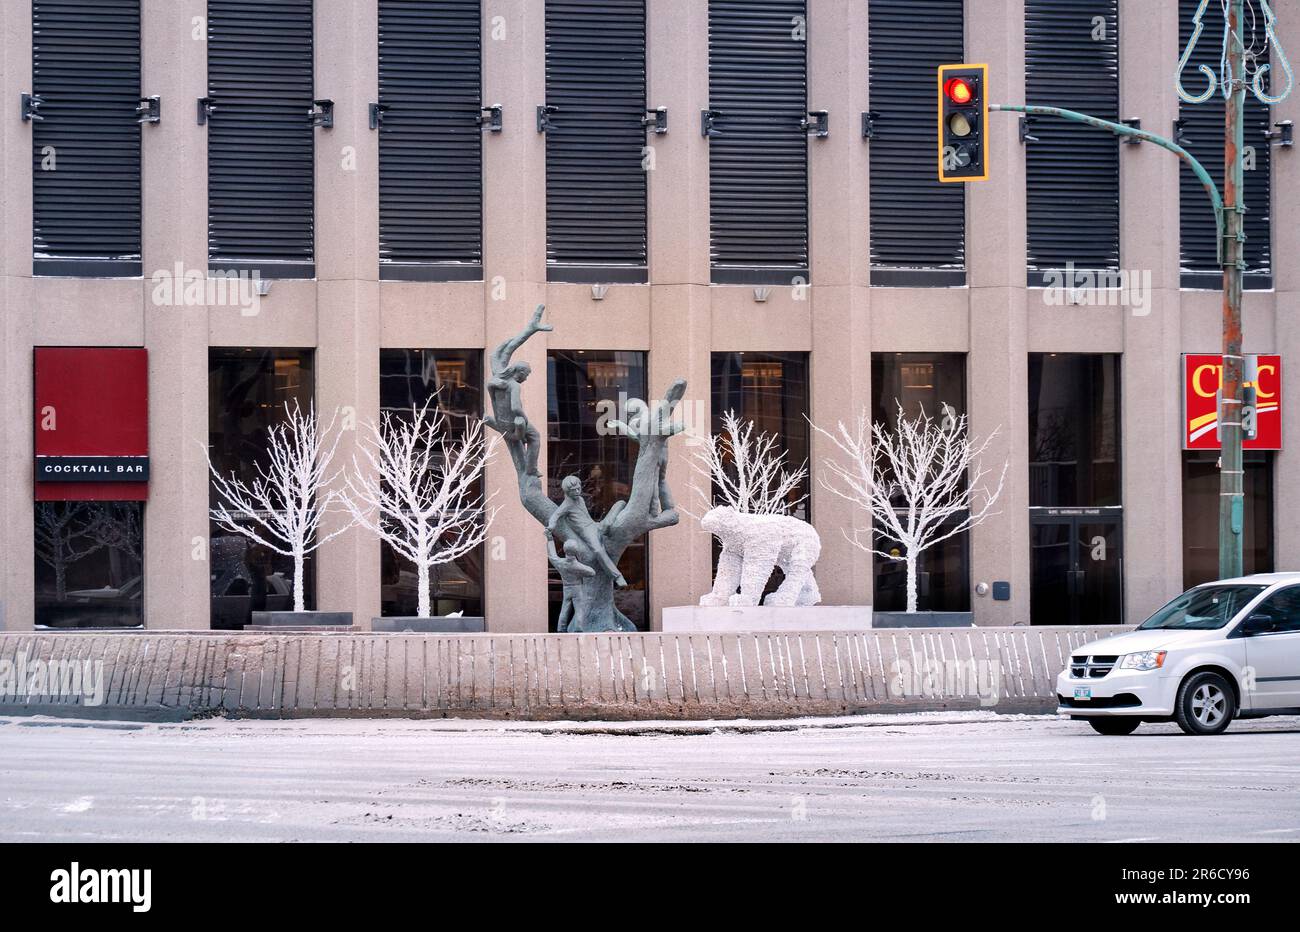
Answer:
[314,0,381,625]
[481,0,549,631]
[807,0,873,606]
[1271,5,1300,571]
[1118,0,1184,620]
[967,0,1031,624]
[0,0,34,629]
[646,0,713,626]
[140,0,211,629]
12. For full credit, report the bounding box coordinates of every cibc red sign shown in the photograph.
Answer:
[1183,354,1281,451]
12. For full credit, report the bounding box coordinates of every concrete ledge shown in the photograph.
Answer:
[662,605,873,631]
[0,626,1132,721]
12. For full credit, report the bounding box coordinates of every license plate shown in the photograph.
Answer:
[1074,686,1092,700]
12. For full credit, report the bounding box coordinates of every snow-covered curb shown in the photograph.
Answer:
[1,709,1056,737]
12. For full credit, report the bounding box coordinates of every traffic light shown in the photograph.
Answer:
[937,63,989,182]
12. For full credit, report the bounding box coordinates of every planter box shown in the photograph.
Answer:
[871,610,973,628]
[661,605,872,632]
[250,611,353,628]
[371,616,485,633]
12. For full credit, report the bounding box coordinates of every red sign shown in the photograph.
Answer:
[34,347,149,501]
[1183,354,1281,451]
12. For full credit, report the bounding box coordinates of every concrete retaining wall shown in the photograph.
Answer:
[0,627,1131,721]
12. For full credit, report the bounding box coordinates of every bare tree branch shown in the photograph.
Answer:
[204,401,350,612]
[339,398,499,618]
[813,403,1007,613]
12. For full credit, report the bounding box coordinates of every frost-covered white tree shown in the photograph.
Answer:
[688,409,808,517]
[205,401,349,613]
[340,399,499,619]
[814,403,1007,614]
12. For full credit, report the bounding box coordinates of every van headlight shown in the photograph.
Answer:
[1120,650,1167,671]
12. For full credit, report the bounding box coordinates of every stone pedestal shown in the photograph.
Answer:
[660,604,872,632]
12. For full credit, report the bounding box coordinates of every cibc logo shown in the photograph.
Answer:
[49,862,151,913]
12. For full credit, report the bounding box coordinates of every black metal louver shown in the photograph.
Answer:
[707,0,809,285]
[1025,0,1120,286]
[543,0,648,283]
[1177,0,1272,289]
[868,0,964,287]
[378,0,483,281]
[207,0,316,277]
[32,0,142,277]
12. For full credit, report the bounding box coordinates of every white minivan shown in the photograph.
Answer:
[1056,573,1300,735]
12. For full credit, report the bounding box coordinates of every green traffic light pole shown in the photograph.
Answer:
[989,103,1226,251]
[988,101,1244,578]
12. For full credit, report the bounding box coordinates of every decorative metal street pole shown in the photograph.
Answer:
[1218,0,1247,579]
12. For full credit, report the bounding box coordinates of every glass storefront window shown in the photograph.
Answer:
[1028,353,1121,507]
[871,353,970,612]
[378,349,486,617]
[547,350,649,630]
[207,348,315,628]
[34,501,144,628]
[710,352,811,520]
[709,352,811,599]
[1182,452,1274,589]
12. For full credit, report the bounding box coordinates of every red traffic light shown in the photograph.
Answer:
[944,77,974,105]
[937,63,989,183]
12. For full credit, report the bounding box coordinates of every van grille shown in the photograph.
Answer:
[1070,655,1118,679]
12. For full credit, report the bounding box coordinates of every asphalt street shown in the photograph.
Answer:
[1,712,1297,842]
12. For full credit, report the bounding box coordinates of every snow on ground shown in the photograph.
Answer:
[0,712,1297,842]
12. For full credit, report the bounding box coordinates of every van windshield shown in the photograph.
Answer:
[1138,585,1267,630]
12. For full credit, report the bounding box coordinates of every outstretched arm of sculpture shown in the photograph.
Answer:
[490,304,552,376]
[609,379,688,544]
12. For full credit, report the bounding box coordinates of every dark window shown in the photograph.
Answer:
[547,351,649,630]
[867,0,964,286]
[871,353,970,612]
[707,0,809,284]
[710,352,810,599]
[710,352,811,520]
[378,0,483,280]
[544,0,648,282]
[207,348,315,628]
[378,349,486,617]
[35,502,144,628]
[1177,0,1272,289]
[32,0,142,277]
[1028,353,1121,507]
[1182,451,1273,589]
[207,0,316,277]
[1025,0,1120,285]
[1252,586,1300,634]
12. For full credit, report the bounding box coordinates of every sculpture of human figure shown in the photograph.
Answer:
[545,527,596,633]
[484,304,551,477]
[547,474,628,587]
[608,398,679,519]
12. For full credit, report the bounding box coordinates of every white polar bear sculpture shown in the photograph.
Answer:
[699,505,822,607]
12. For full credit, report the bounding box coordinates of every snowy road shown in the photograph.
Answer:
[1,713,1297,842]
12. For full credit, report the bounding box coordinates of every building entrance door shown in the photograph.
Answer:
[1030,508,1123,625]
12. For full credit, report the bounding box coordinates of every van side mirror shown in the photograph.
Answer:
[1239,613,1277,636]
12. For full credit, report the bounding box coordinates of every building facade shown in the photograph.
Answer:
[2,0,1297,632]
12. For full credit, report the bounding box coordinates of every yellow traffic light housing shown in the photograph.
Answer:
[937,63,989,182]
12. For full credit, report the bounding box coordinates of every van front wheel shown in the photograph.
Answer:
[1175,672,1235,736]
